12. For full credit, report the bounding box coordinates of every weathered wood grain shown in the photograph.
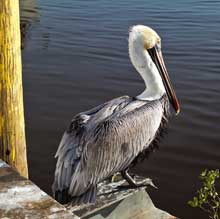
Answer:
[0,0,28,177]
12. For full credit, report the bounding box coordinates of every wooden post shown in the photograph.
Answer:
[0,0,28,177]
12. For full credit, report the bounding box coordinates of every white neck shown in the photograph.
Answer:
[128,29,165,101]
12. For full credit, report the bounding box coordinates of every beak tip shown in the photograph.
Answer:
[175,108,180,115]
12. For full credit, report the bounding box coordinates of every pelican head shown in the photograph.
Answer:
[129,25,180,115]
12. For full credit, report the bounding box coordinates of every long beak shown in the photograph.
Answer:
[148,46,180,115]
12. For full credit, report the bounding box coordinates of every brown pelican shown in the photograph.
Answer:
[53,25,180,204]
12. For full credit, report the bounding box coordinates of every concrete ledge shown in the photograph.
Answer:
[0,160,177,219]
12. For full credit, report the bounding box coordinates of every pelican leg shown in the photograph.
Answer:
[121,170,138,187]
[120,170,158,189]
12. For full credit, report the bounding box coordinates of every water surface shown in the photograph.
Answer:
[20,0,220,218]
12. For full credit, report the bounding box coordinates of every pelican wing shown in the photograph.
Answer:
[68,96,167,197]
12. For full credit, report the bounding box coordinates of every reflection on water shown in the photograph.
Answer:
[21,1,220,219]
[20,0,39,48]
